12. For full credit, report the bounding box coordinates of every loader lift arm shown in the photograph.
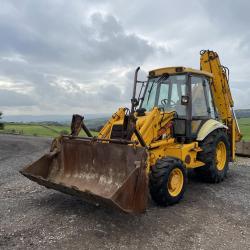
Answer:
[200,50,242,159]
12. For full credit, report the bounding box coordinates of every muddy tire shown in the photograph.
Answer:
[149,157,187,206]
[195,129,230,183]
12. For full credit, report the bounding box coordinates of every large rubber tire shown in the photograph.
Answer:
[195,129,230,183]
[149,157,187,206]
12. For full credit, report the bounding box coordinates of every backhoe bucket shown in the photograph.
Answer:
[20,137,148,213]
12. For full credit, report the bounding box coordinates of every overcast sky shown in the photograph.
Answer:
[0,0,249,115]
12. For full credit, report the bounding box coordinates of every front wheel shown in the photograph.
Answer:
[149,157,187,206]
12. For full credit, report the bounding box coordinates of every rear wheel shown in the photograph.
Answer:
[149,157,187,206]
[195,129,230,183]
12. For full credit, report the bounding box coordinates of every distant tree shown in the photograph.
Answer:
[0,111,4,130]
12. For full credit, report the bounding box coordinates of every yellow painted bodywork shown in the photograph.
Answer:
[98,107,126,139]
[98,107,204,172]
[148,141,204,170]
[200,52,234,121]
[232,119,236,160]
[150,66,213,78]
[132,108,175,145]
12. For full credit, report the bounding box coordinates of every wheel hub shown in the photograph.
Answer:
[216,141,227,171]
[167,168,184,197]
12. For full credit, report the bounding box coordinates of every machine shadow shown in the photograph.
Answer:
[36,191,146,218]
[35,170,210,219]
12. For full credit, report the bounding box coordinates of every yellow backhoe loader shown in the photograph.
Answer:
[20,50,241,213]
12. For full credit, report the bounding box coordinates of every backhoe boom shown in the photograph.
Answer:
[200,50,241,159]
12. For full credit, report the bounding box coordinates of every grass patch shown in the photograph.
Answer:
[1,123,98,137]
[238,118,250,141]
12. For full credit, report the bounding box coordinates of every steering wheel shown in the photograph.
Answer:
[161,98,176,107]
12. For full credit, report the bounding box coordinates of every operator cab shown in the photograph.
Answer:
[141,73,187,116]
[139,67,217,142]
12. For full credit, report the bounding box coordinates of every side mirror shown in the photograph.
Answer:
[181,95,189,105]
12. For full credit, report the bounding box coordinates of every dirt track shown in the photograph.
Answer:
[0,134,250,250]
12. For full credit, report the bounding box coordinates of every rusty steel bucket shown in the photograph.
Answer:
[20,137,148,213]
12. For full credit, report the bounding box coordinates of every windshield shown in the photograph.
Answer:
[141,74,187,116]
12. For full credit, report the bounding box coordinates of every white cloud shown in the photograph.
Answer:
[0,0,249,115]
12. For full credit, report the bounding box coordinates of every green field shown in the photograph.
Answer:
[0,123,98,137]
[0,118,250,141]
[238,118,250,141]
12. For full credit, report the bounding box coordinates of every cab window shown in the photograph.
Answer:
[204,78,216,119]
[191,76,208,117]
[141,74,187,117]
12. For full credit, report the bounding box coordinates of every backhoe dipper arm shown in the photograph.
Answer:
[200,50,242,159]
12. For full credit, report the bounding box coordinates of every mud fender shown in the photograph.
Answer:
[196,119,228,141]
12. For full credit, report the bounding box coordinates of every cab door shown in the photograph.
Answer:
[190,75,216,138]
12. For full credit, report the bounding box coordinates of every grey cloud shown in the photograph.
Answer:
[0,2,159,70]
[0,0,165,115]
[201,0,250,33]
[78,13,158,68]
[99,84,122,102]
[0,90,35,107]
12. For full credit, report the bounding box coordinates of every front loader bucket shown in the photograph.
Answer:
[20,137,148,213]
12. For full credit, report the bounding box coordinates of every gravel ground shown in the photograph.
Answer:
[0,134,250,250]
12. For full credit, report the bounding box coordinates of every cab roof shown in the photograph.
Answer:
[149,66,213,78]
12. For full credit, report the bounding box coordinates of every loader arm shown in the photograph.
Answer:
[200,50,242,159]
[131,108,175,146]
[98,108,126,139]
